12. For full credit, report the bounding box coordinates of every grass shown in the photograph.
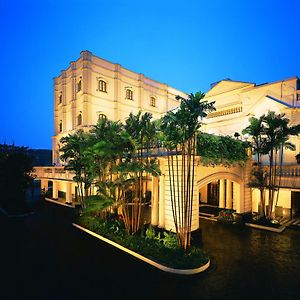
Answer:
[77,213,209,270]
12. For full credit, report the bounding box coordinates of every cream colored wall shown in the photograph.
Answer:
[204,78,300,166]
[252,188,291,213]
[53,51,185,164]
[199,186,207,203]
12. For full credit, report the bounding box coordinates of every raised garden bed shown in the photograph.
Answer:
[75,214,210,274]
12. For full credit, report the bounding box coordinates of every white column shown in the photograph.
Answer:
[41,179,48,191]
[219,179,225,208]
[52,181,58,199]
[66,182,72,204]
[151,177,159,226]
[226,180,233,209]
[158,174,165,228]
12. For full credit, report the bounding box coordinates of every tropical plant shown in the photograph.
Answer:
[87,118,133,215]
[161,92,215,250]
[60,130,94,208]
[262,112,300,217]
[243,112,300,219]
[123,111,161,234]
[197,133,248,166]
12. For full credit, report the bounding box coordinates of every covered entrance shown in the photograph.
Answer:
[207,181,219,206]
[291,191,300,217]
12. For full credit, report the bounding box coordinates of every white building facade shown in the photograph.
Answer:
[35,51,300,231]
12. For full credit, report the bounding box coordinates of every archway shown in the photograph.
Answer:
[198,172,243,213]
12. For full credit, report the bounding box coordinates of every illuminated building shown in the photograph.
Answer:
[35,51,300,230]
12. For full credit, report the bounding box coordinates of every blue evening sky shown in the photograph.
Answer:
[1,0,300,149]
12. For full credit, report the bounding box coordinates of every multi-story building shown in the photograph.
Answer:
[52,50,186,165]
[35,50,300,232]
[202,77,300,218]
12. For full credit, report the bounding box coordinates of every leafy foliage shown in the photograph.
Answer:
[243,112,300,218]
[77,214,209,269]
[160,92,215,250]
[197,133,248,166]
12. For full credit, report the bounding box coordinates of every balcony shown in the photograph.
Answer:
[34,166,75,181]
[254,165,300,189]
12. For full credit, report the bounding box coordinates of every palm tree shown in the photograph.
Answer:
[123,111,160,234]
[161,92,215,250]
[87,118,133,216]
[262,112,300,218]
[243,112,300,219]
[242,116,267,217]
[60,130,93,208]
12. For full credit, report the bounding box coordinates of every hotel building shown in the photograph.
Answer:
[35,50,300,231]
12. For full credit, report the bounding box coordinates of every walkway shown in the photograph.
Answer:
[1,208,300,299]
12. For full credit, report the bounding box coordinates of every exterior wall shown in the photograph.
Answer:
[160,157,199,232]
[203,77,300,214]
[204,77,300,163]
[37,51,300,232]
[53,50,186,165]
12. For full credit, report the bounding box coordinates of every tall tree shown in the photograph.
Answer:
[262,112,300,218]
[124,111,160,234]
[242,116,267,216]
[60,130,93,208]
[161,92,215,250]
[243,112,300,219]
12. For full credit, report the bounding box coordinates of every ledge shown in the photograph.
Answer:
[45,197,75,208]
[245,222,285,233]
[72,223,210,275]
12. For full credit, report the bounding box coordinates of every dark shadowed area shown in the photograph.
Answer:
[1,203,300,300]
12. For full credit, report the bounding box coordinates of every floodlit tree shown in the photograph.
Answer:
[60,130,93,208]
[242,116,267,216]
[161,92,215,250]
[124,111,161,234]
[263,112,300,218]
[243,112,300,219]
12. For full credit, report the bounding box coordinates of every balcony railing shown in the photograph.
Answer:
[253,164,300,188]
[34,166,75,181]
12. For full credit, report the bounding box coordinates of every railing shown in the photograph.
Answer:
[252,164,300,188]
[34,166,75,180]
[254,165,300,177]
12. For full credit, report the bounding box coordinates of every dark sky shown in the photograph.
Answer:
[1,0,300,149]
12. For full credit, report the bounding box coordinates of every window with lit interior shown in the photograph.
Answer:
[77,113,82,126]
[98,80,107,93]
[150,96,156,107]
[77,79,82,92]
[126,89,133,100]
[98,113,107,120]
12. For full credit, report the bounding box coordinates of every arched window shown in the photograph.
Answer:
[77,79,82,92]
[98,80,107,92]
[58,93,62,104]
[126,89,133,100]
[98,113,107,121]
[59,120,63,132]
[77,113,82,126]
[150,96,156,107]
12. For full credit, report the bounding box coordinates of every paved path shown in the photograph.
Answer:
[1,208,300,300]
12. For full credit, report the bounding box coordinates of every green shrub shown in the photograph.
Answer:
[162,231,179,249]
[77,213,209,269]
[145,226,156,240]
